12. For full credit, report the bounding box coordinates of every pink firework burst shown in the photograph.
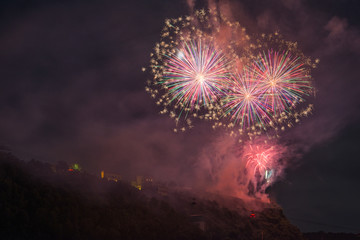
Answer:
[244,144,276,175]
[222,69,272,129]
[161,39,231,110]
[251,50,312,114]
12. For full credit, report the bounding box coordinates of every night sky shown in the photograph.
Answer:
[1,0,360,233]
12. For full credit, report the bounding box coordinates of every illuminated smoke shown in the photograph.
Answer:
[197,136,287,202]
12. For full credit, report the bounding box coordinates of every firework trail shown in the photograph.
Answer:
[161,39,231,111]
[251,50,312,114]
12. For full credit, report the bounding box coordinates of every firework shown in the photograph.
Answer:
[145,9,317,136]
[145,9,252,131]
[251,50,312,114]
[222,69,272,129]
[245,144,275,176]
[214,48,315,138]
[143,8,318,202]
[161,39,231,111]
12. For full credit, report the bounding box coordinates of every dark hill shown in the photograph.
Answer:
[0,151,304,239]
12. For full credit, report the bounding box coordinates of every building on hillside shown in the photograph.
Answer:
[131,176,142,190]
[130,175,154,191]
[131,176,143,190]
[100,171,122,182]
[68,163,81,172]
[143,176,154,188]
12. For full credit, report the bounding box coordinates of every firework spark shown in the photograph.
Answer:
[251,50,312,114]
[245,144,275,176]
[222,69,272,129]
[145,9,316,136]
[161,39,231,110]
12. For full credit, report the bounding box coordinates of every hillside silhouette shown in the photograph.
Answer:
[0,151,306,240]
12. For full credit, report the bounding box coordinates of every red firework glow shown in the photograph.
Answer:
[199,136,287,200]
[242,140,286,186]
[245,145,275,175]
